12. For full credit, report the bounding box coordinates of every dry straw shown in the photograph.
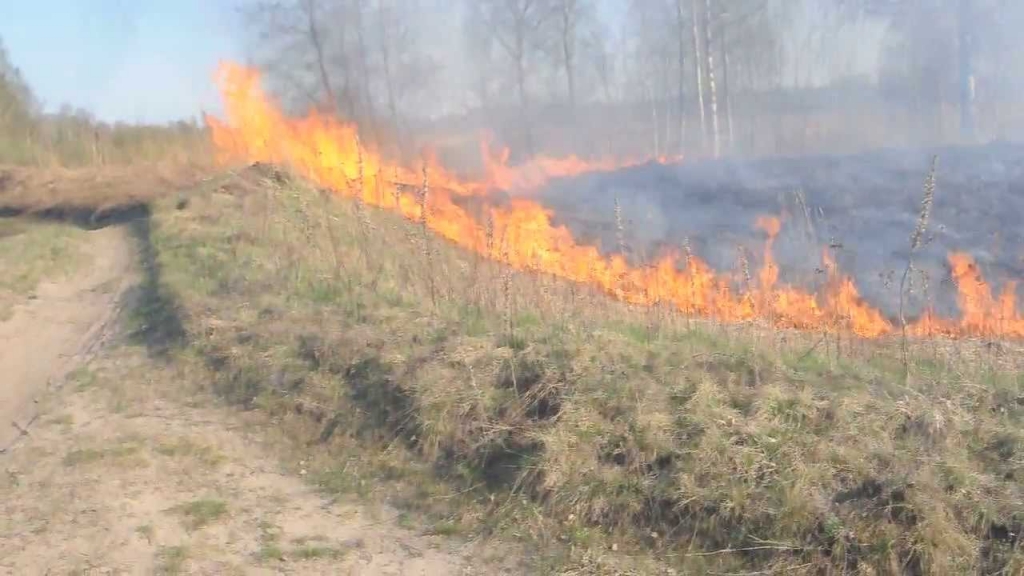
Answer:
[900,154,938,371]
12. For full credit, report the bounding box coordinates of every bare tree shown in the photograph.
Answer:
[556,0,581,108]
[703,0,721,157]
[240,0,357,115]
[834,0,1018,142]
[674,0,689,154]
[690,0,707,151]
[305,0,339,113]
[463,1,498,111]
[480,0,552,155]
[956,0,975,140]
[375,0,400,136]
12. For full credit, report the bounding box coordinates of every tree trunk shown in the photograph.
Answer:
[957,0,976,142]
[720,25,733,154]
[353,1,373,113]
[676,0,687,155]
[516,48,535,155]
[376,0,401,147]
[690,0,707,152]
[702,0,720,158]
[304,0,338,114]
[560,0,576,108]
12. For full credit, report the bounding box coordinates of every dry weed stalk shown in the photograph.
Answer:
[683,236,695,329]
[900,155,937,372]
[738,245,753,301]
[419,162,437,310]
[614,195,626,255]
[501,240,516,348]
[376,167,383,206]
[392,167,401,207]
[823,236,843,366]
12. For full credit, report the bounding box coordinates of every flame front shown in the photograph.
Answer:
[207,62,1024,341]
[480,138,681,194]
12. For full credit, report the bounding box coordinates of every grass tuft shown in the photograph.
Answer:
[173,498,228,530]
[154,545,189,575]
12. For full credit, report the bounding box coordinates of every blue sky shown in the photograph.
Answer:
[0,0,243,124]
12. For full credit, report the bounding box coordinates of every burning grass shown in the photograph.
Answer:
[207,62,1024,341]
[146,165,1024,575]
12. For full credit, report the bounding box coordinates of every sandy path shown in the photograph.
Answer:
[0,356,522,575]
[0,225,132,451]
[0,222,524,575]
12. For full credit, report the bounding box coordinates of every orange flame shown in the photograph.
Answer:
[480,138,681,194]
[908,253,1024,337]
[206,62,1023,341]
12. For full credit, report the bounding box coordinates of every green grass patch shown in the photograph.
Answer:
[153,437,225,467]
[154,545,188,575]
[63,443,143,467]
[172,498,228,530]
[0,219,89,319]
[292,545,349,560]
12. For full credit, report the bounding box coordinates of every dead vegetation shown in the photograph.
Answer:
[132,164,1024,575]
[0,218,90,320]
[0,163,210,227]
[0,339,518,575]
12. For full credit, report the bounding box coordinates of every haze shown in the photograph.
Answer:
[2,0,1023,162]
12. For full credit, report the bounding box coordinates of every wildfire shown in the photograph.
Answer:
[206,61,1023,341]
[480,138,681,194]
[908,253,1024,338]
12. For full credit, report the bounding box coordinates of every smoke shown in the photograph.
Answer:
[216,0,1024,165]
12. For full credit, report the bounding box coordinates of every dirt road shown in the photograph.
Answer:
[0,222,522,575]
[0,224,132,451]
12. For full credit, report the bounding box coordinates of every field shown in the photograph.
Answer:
[90,165,1024,571]
[1,156,1023,574]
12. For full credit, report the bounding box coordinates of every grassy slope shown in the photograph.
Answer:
[149,165,1023,575]
[0,218,90,319]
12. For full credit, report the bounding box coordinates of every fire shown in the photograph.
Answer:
[206,61,1023,341]
[908,253,1024,337]
[480,138,681,194]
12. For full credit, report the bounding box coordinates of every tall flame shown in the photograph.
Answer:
[206,62,1023,340]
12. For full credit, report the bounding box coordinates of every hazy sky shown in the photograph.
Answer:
[0,0,885,124]
[0,0,242,123]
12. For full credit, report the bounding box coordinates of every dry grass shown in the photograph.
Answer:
[0,162,212,221]
[0,218,90,319]
[142,164,1024,575]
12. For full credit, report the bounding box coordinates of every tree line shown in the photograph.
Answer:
[0,39,207,167]
[240,0,1024,164]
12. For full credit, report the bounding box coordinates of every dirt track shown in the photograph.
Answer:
[0,223,521,575]
[0,225,131,451]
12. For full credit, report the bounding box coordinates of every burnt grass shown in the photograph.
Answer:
[143,164,1024,574]
[539,141,1024,321]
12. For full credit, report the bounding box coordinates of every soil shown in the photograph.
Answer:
[0,225,131,451]
[0,221,522,575]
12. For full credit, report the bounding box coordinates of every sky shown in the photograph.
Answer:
[0,0,243,124]
[0,0,885,125]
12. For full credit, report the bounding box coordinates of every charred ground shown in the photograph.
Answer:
[539,142,1024,320]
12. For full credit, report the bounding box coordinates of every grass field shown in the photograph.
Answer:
[134,164,1023,575]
